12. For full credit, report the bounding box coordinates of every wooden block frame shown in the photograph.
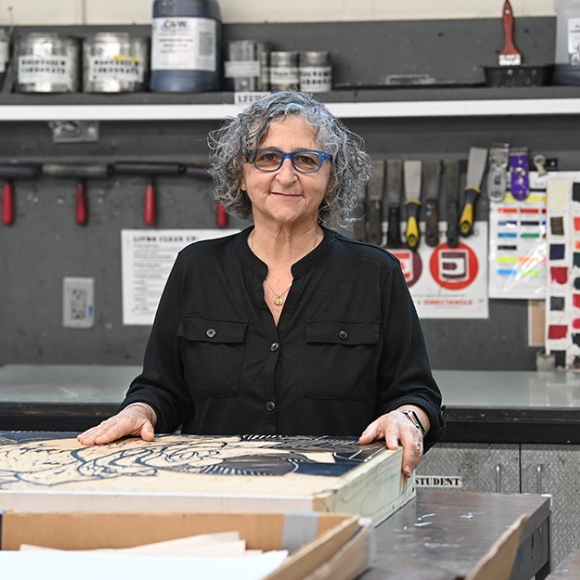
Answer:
[0,434,415,524]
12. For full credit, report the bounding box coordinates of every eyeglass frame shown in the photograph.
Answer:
[248,148,333,174]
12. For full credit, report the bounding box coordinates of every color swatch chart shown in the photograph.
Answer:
[545,174,580,370]
[488,171,547,300]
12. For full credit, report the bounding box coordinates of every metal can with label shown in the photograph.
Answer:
[150,0,222,93]
[260,50,270,91]
[299,51,332,93]
[269,51,299,91]
[15,33,80,93]
[224,40,270,92]
[0,28,9,91]
[83,33,149,93]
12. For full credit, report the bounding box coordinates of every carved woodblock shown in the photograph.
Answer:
[0,434,415,524]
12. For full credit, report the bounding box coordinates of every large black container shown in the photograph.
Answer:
[150,0,221,92]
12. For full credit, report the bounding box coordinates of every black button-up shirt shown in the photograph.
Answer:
[122,227,445,450]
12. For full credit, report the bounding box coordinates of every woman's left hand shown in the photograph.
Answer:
[359,408,427,478]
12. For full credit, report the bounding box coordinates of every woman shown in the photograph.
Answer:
[78,90,445,478]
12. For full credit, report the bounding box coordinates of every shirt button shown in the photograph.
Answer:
[338,330,348,340]
[266,401,276,412]
[270,342,280,352]
[206,328,216,338]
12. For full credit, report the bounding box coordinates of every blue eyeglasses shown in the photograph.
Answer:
[249,148,333,174]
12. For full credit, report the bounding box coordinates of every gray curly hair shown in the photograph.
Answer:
[207,90,372,227]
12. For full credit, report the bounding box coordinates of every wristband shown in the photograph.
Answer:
[399,409,426,436]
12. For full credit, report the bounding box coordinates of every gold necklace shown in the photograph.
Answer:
[249,230,321,306]
[265,279,293,306]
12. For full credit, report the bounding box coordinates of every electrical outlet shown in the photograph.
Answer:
[63,277,94,329]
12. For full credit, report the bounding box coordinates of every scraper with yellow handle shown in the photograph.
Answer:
[403,160,422,251]
[459,147,488,237]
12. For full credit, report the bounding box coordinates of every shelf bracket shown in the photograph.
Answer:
[48,120,99,143]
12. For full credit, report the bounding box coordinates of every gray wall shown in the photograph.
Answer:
[0,17,570,370]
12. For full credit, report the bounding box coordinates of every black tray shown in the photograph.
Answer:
[483,65,554,87]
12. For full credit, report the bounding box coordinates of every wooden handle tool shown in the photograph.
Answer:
[499,0,521,66]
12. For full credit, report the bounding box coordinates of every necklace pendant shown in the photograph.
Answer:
[274,296,283,306]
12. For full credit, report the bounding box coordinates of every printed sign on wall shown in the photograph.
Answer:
[121,229,239,325]
[391,221,488,319]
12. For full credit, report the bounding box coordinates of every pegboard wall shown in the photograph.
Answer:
[0,17,574,371]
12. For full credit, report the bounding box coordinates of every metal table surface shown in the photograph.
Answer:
[0,365,578,443]
[365,490,551,580]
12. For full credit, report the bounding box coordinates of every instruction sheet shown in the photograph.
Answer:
[121,229,238,325]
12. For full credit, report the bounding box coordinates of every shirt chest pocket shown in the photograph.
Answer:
[304,321,380,400]
[178,317,248,397]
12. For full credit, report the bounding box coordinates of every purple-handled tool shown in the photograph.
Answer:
[509,149,529,201]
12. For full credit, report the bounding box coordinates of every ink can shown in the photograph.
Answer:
[224,40,270,91]
[150,0,221,92]
[83,33,149,93]
[299,51,332,92]
[15,33,80,93]
[269,51,299,91]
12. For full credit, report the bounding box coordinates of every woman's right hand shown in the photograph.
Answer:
[77,403,156,446]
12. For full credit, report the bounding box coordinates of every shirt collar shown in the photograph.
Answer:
[234,225,336,279]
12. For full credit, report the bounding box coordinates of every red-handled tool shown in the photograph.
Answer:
[499,0,521,66]
[144,178,156,226]
[216,200,228,228]
[0,163,42,225]
[114,162,184,227]
[185,163,226,227]
[75,179,88,225]
[42,164,110,226]
[2,180,14,225]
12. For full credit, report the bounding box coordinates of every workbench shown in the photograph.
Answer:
[0,365,571,571]
[0,365,578,444]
